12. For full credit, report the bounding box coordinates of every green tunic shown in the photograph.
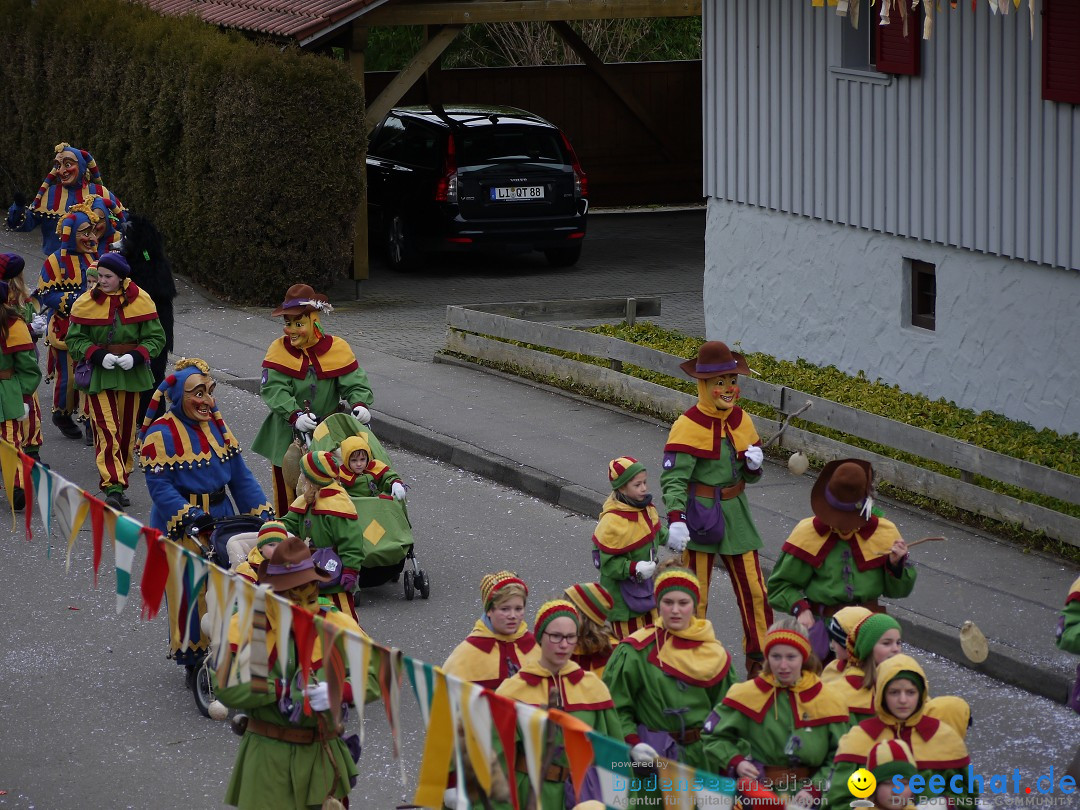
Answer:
[0,321,41,421]
[1058,579,1080,654]
[593,493,670,622]
[660,446,763,555]
[66,307,165,394]
[282,502,363,590]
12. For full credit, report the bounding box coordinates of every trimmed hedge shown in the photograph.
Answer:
[0,0,365,304]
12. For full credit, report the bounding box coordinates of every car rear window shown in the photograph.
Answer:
[458,126,568,165]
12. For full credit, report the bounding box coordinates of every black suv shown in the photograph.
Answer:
[366,105,588,269]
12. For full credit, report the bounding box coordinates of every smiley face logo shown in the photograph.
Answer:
[847,768,876,798]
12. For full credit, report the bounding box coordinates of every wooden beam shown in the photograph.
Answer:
[547,20,677,160]
[349,24,370,282]
[365,25,464,133]
[363,0,700,26]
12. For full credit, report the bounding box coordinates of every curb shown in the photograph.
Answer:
[221,376,1072,706]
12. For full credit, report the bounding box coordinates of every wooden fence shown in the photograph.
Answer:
[443,300,1080,547]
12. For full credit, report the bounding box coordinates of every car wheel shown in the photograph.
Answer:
[385,214,421,271]
[544,244,582,267]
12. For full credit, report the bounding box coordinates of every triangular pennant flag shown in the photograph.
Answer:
[515,702,547,809]
[206,565,236,672]
[20,451,34,540]
[549,709,595,802]
[412,668,455,808]
[274,592,292,684]
[31,462,56,545]
[343,630,372,749]
[113,514,142,614]
[405,655,436,728]
[231,582,255,687]
[250,586,270,695]
[691,767,737,809]
[319,619,346,730]
[0,439,18,526]
[658,756,696,810]
[378,646,406,784]
[140,528,169,619]
[84,492,106,587]
[290,604,316,709]
[54,480,90,573]
[180,551,209,652]
[586,730,632,810]
[443,674,469,810]
[460,680,494,797]
[488,691,521,810]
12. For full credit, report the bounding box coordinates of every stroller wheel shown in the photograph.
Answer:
[403,570,415,601]
[192,659,214,718]
[418,570,431,599]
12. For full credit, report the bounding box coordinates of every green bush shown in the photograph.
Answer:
[0,0,365,304]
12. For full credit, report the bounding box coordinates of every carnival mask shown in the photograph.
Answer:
[53,149,83,187]
[706,373,739,412]
[75,221,99,255]
[283,313,320,350]
[182,374,216,422]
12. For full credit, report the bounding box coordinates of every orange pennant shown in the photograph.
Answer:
[549,708,595,800]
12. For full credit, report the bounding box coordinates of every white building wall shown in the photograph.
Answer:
[705,200,1080,434]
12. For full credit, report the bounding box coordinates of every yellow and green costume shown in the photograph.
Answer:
[443,620,541,691]
[282,484,360,620]
[1058,575,1080,654]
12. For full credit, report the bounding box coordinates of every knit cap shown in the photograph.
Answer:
[96,252,131,278]
[851,613,901,661]
[828,605,874,649]
[608,456,646,490]
[654,567,700,607]
[534,599,580,638]
[340,433,372,465]
[763,627,812,661]
[0,254,25,281]
[564,582,614,626]
[301,450,339,486]
[867,739,918,783]
[256,520,289,550]
[480,571,528,609]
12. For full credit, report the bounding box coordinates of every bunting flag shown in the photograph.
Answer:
[586,730,632,810]
[405,655,436,729]
[0,438,18,525]
[291,603,317,710]
[319,619,347,730]
[30,461,56,549]
[443,673,470,810]
[163,542,208,653]
[113,514,142,615]
[232,581,255,686]
[378,646,407,784]
[54,479,90,573]
[274,593,293,684]
[691,770,738,810]
[460,680,494,797]
[488,691,521,810]
[515,701,547,809]
[343,631,372,749]
[140,527,169,619]
[250,586,270,694]
[549,709,595,801]
[412,667,455,808]
[658,756,697,809]
[84,492,106,587]
[205,564,236,672]
[20,451,34,540]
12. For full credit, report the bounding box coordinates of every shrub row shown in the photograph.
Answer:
[0,0,365,304]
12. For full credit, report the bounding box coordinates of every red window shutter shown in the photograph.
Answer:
[875,4,921,76]
[1043,0,1080,104]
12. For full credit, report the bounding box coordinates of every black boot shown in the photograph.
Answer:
[119,490,131,507]
[83,420,94,446]
[52,411,83,440]
[104,489,124,510]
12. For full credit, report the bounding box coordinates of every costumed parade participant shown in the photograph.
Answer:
[826,612,903,727]
[67,253,164,508]
[281,451,362,621]
[234,520,288,584]
[252,284,374,515]
[602,567,735,791]
[443,571,540,690]
[216,535,379,810]
[36,202,99,441]
[0,254,47,464]
[827,654,976,808]
[659,340,772,675]
[1057,575,1080,656]
[139,357,274,670]
[494,599,623,810]
[767,459,916,661]
[0,279,43,510]
[7,142,126,256]
[338,433,406,499]
[820,605,873,685]
[593,457,680,639]
[702,620,848,808]
[563,582,616,676]
[865,739,920,810]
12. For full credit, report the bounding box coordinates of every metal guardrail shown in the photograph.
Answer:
[444,299,1080,547]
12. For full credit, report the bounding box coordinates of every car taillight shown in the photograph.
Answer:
[434,134,458,202]
[560,131,588,199]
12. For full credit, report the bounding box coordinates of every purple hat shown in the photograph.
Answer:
[0,254,25,281]
[96,252,131,278]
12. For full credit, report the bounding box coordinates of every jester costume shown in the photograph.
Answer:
[1058,575,1080,655]
[0,255,45,459]
[139,360,274,665]
[338,433,401,497]
[0,313,43,493]
[660,344,772,668]
[443,620,541,691]
[36,205,98,425]
[6,143,125,256]
[828,655,976,808]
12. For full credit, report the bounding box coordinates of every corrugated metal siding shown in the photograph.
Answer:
[704,1,1080,271]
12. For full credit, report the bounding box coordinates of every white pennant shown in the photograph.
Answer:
[274,591,292,683]
[53,480,88,572]
[343,630,372,750]
[32,463,57,539]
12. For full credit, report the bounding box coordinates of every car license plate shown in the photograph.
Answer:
[490,185,545,201]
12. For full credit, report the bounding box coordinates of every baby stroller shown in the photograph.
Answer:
[308,413,430,601]
[187,513,265,717]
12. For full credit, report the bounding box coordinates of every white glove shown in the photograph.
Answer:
[744,445,764,470]
[30,314,48,335]
[630,742,659,765]
[442,787,459,809]
[351,404,372,425]
[635,560,657,582]
[294,412,318,433]
[390,481,407,501]
[101,353,119,370]
[305,681,331,712]
[667,521,690,553]
[19,402,29,422]
[115,353,135,371]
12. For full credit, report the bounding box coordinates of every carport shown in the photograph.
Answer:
[135,0,703,278]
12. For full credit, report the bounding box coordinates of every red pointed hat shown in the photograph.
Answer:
[679,341,751,380]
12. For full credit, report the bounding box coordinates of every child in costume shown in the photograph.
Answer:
[338,433,406,499]
[0,280,43,511]
[820,605,873,685]
[602,568,736,780]
[443,571,541,691]
[67,253,165,509]
[660,341,772,675]
[494,600,623,810]
[252,284,374,515]
[592,456,680,639]
[234,521,288,584]
[826,612,903,726]
[7,142,126,256]
[767,459,916,661]
[0,254,47,464]
[216,535,380,810]
[281,451,362,621]
[828,654,976,808]
[139,358,273,668]
[36,203,100,441]
[866,739,920,810]
[702,619,849,808]
[1057,575,1080,656]
[563,582,617,677]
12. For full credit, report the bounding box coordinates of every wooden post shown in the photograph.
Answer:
[626,297,637,327]
[349,24,370,286]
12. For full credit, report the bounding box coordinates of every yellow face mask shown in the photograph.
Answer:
[285,581,320,611]
[696,374,740,417]
[282,313,322,350]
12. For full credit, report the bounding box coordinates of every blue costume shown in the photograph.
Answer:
[7,143,126,256]
[139,360,273,666]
